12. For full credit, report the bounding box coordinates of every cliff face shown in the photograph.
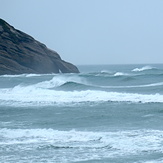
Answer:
[0,19,79,75]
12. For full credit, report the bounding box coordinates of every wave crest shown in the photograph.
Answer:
[132,66,156,72]
[114,72,129,76]
[0,86,163,106]
[33,75,88,89]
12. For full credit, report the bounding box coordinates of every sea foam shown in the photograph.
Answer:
[1,128,163,156]
[34,75,87,89]
[0,84,163,107]
[113,72,129,76]
[99,82,163,88]
[132,66,155,72]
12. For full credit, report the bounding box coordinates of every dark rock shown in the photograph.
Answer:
[0,18,79,75]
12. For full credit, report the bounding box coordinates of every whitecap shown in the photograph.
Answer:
[99,82,163,89]
[28,75,88,89]
[1,74,27,78]
[100,70,112,73]
[25,74,42,77]
[114,72,129,76]
[0,85,163,107]
[132,66,156,72]
[0,128,163,157]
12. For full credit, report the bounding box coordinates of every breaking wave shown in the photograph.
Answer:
[113,72,129,76]
[132,66,156,72]
[29,75,88,89]
[0,66,163,106]
[0,84,163,107]
[100,82,163,89]
[0,128,163,158]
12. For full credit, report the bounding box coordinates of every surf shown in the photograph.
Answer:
[0,85,163,107]
[1,128,163,158]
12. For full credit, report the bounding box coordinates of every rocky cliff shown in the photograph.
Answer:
[0,19,79,75]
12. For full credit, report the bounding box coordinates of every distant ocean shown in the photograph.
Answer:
[0,64,163,163]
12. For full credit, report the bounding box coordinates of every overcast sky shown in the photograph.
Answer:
[1,0,163,65]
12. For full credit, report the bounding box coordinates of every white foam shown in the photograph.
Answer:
[100,82,163,89]
[132,66,155,72]
[1,74,27,78]
[135,159,163,163]
[33,75,88,89]
[114,72,129,76]
[0,73,52,78]
[100,70,112,73]
[1,129,163,162]
[144,82,163,87]
[1,128,163,156]
[25,74,43,77]
[0,84,163,106]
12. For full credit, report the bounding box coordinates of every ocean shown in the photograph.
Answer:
[0,64,163,163]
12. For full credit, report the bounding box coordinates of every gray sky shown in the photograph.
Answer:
[1,0,163,65]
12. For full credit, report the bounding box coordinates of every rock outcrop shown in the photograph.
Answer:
[0,18,79,75]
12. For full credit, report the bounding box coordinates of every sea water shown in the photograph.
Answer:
[0,64,163,163]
